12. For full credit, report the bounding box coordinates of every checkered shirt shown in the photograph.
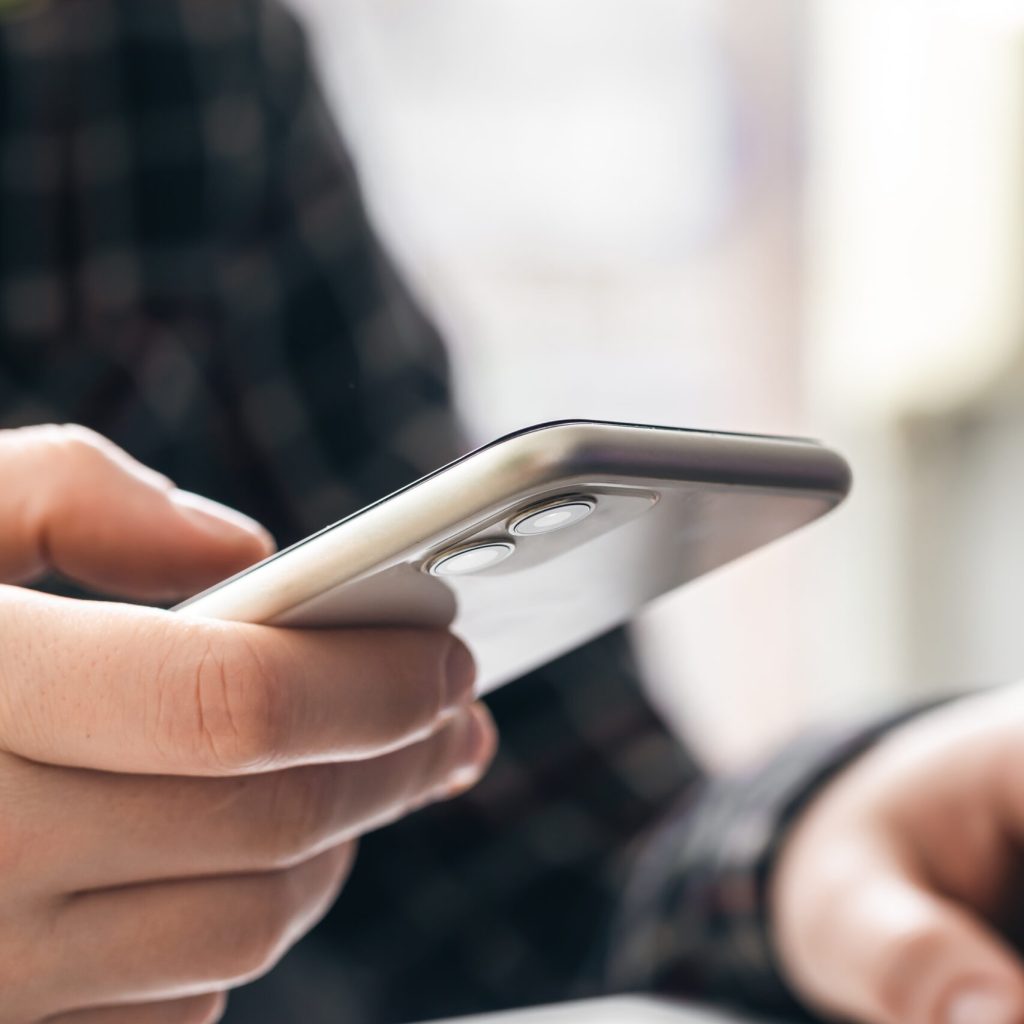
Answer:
[0,3,907,1021]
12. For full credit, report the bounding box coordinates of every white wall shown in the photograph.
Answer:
[286,0,1024,767]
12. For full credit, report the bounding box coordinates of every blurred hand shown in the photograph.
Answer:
[0,425,495,1024]
[773,686,1024,1024]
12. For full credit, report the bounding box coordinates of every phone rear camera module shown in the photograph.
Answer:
[510,498,596,537]
[428,541,516,577]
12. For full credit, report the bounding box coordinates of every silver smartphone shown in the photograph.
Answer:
[176,420,850,693]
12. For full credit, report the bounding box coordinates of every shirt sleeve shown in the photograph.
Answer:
[606,705,943,1017]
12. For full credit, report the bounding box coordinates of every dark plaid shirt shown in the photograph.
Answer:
[0,3,904,1021]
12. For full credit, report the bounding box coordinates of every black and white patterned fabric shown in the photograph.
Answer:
[0,3,906,1022]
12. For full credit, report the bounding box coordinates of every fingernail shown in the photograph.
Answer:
[946,987,1021,1024]
[443,638,476,710]
[169,490,276,554]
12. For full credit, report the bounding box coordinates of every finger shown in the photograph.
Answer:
[18,705,495,892]
[44,845,353,1015]
[800,867,1024,1024]
[0,590,476,773]
[0,424,274,599]
[43,993,227,1024]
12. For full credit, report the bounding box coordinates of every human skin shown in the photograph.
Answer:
[774,688,1024,1024]
[0,424,496,1024]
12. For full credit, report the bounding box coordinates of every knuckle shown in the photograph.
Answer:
[1,423,100,475]
[181,992,228,1024]
[6,423,107,528]
[44,424,110,474]
[0,425,132,590]
[0,936,36,1022]
[188,629,284,774]
[0,766,33,882]
[422,715,473,788]
[377,727,453,818]
[257,766,339,867]
[221,874,298,981]
[0,902,74,1022]
[874,919,947,1019]
[332,839,359,890]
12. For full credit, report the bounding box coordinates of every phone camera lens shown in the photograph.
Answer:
[428,541,516,577]
[510,498,595,537]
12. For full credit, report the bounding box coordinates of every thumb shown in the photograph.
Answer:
[0,424,275,599]
[833,872,1024,1024]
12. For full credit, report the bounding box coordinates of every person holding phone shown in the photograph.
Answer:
[1,3,1024,1024]
[0,426,495,1024]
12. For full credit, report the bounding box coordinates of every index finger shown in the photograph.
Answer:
[0,424,275,599]
[0,587,476,775]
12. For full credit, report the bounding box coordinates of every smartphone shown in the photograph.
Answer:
[176,420,850,693]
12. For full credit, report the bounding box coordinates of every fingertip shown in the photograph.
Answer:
[863,882,1024,1024]
[168,490,277,558]
[442,704,498,797]
[443,637,477,710]
[469,702,499,769]
[87,490,276,600]
[945,985,1024,1024]
[335,838,359,878]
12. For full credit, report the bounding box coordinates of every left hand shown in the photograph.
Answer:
[772,685,1024,1024]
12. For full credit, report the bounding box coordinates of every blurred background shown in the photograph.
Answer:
[286,0,1024,768]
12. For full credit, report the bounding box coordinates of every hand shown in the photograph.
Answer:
[772,686,1024,1024]
[0,425,495,1024]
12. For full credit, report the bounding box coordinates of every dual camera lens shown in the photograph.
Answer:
[428,497,595,578]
